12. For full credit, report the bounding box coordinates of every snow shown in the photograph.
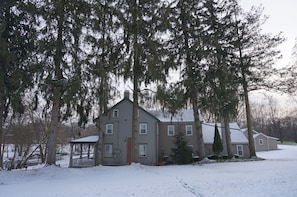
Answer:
[148,109,204,122]
[203,122,248,144]
[1,144,297,197]
[70,135,99,143]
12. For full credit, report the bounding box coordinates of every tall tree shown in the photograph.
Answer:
[115,0,171,163]
[35,0,91,165]
[166,0,207,160]
[0,0,37,168]
[232,5,284,157]
[201,0,239,159]
[84,0,121,164]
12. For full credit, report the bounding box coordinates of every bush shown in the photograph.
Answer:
[171,132,193,164]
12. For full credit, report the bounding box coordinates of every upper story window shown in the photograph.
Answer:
[185,125,193,136]
[105,124,113,134]
[167,125,175,136]
[139,123,147,135]
[113,109,119,118]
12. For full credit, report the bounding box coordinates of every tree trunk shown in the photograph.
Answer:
[131,0,139,163]
[222,116,233,159]
[192,92,206,160]
[96,115,104,165]
[46,92,60,165]
[131,82,139,163]
[243,81,256,157]
[46,0,64,165]
[0,91,3,168]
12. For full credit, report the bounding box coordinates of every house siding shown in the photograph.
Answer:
[101,99,159,166]
[158,122,198,163]
[254,133,278,151]
[243,130,278,152]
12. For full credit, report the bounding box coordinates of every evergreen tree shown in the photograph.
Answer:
[35,0,91,165]
[166,0,208,161]
[171,132,193,164]
[0,0,37,168]
[232,5,284,157]
[212,123,223,155]
[114,0,171,163]
[201,0,239,159]
[85,0,121,164]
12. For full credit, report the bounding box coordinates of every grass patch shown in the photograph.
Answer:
[278,141,297,145]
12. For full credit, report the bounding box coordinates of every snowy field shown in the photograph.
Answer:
[1,144,297,197]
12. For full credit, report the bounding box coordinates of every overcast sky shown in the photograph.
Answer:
[240,0,297,69]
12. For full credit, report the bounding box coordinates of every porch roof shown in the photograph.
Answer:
[70,135,99,144]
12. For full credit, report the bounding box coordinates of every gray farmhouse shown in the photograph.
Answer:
[96,91,250,166]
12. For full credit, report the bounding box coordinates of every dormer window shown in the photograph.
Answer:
[113,109,119,118]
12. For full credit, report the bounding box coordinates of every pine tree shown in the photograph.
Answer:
[212,124,223,156]
[171,132,193,164]
[34,0,92,165]
[85,0,121,165]
[166,0,208,161]
[114,0,171,163]
[0,0,37,168]
[201,0,239,159]
[232,4,284,158]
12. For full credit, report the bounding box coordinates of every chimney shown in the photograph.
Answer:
[124,90,130,99]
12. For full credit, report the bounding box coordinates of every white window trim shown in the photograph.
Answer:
[139,123,147,135]
[139,144,147,157]
[113,109,119,118]
[168,125,175,136]
[104,144,113,158]
[185,125,193,136]
[259,139,264,145]
[105,124,113,134]
[236,145,244,157]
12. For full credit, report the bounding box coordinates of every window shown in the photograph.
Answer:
[113,109,119,118]
[104,144,113,157]
[139,123,147,134]
[139,144,147,157]
[259,139,264,145]
[185,125,193,136]
[105,124,113,134]
[237,145,244,157]
[167,125,175,136]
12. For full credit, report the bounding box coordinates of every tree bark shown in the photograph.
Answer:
[192,92,206,160]
[46,0,64,165]
[0,91,3,168]
[243,81,256,157]
[131,0,139,163]
[222,116,233,159]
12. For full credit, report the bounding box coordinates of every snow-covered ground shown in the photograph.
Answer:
[1,144,297,197]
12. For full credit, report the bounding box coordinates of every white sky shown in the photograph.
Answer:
[240,0,297,68]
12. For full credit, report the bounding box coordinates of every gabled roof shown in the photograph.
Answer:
[253,132,279,140]
[148,109,204,123]
[241,128,279,140]
[203,122,248,144]
[101,97,159,121]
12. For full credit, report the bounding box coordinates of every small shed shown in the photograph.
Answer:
[254,132,278,151]
[241,129,278,151]
[69,135,99,168]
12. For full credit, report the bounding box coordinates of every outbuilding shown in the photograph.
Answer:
[69,135,99,168]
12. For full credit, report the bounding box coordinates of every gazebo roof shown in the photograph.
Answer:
[70,135,99,144]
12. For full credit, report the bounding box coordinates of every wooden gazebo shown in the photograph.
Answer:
[69,135,99,168]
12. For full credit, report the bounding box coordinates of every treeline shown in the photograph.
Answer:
[1,0,292,167]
